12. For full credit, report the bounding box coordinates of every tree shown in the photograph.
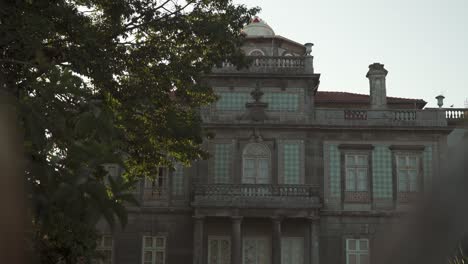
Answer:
[0,0,258,262]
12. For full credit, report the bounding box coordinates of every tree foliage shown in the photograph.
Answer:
[0,0,258,262]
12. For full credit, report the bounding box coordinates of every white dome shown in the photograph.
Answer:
[242,17,275,36]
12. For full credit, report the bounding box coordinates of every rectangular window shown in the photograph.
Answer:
[396,155,419,192]
[208,237,231,264]
[345,154,368,191]
[281,237,304,264]
[216,92,251,111]
[142,236,166,264]
[263,93,299,112]
[242,238,269,264]
[171,163,184,196]
[283,143,300,184]
[94,235,113,264]
[144,167,167,198]
[346,239,369,264]
[214,144,232,183]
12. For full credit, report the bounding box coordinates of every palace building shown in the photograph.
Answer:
[96,17,467,264]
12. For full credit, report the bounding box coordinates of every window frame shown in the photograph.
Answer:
[344,154,369,192]
[242,143,271,184]
[338,144,374,204]
[207,236,231,264]
[395,154,420,193]
[242,236,270,264]
[171,163,185,198]
[95,235,113,264]
[143,167,168,199]
[345,238,370,264]
[281,237,304,264]
[142,235,166,264]
[389,145,425,203]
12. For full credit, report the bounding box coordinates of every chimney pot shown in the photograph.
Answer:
[366,63,388,109]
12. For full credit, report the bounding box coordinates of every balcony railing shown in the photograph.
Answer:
[201,108,448,127]
[314,108,447,127]
[211,56,314,74]
[192,184,321,209]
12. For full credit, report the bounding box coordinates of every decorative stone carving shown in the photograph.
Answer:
[238,85,269,122]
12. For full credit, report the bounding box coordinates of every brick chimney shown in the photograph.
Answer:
[366,63,388,109]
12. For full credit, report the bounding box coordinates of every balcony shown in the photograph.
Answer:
[314,108,447,127]
[201,108,448,128]
[210,56,315,75]
[192,184,320,209]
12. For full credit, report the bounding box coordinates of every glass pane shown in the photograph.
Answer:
[347,239,356,250]
[156,237,165,248]
[257,239,267,264]
[144,251,153,262]
[209,240,218,264]
[346,169,356,191]
[243,239,256,264]
[281,239,291,264]
[346,155,355,166]
[360,254,369,264]
[103,250,112,264]
[357,155,367,166]
[409,157,417,168]
[357,169,367,191]
[399,171,408,192]
[103,236,112,247]
[397,156,406,167]
[408,170,418,192]
[359,239,368,250]
[144,237,153,248]
[155,251,164,264]
[220,240,230,264]
[258,159,270,183]
[348,253,357,264]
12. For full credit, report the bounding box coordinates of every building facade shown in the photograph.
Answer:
[96,18,467,264]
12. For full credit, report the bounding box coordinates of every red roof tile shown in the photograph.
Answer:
[315,91,426,108]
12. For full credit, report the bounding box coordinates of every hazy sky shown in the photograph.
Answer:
[235,0,468,108]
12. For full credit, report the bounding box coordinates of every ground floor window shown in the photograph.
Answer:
[94,235,113,264]
[142,236,166,264]
[346,238,369,264]
[208,236,231,264]
[281,237,304,264]
[243,237,269,264]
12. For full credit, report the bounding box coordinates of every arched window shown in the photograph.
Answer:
[242,143,271,184]
[248,49,265,56]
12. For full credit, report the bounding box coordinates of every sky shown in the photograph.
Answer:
[235,0,468,108]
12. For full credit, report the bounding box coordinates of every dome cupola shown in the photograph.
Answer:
[242,17,275,37]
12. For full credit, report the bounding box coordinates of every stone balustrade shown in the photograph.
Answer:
[313,108,447,127]
[192,184,320,209]
[444,108,468,120]
[201,108,448,127]
[212,56,314,74]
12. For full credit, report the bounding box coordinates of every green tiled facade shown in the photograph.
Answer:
[372,145,393,199]
[329,144,341,198]
[214,144,232,183]
[263,93,299,112]
[283,143,300,184]
[216,92,251,111]
[215,91,300,112]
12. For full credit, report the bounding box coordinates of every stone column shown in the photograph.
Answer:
[272,217,282,264]
[193,216,205,264]
[231,216,243,264]
[309,217,320,264]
